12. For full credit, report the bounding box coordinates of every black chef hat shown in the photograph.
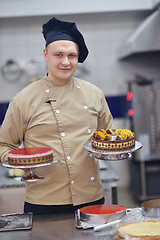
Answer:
[42,17,89,63]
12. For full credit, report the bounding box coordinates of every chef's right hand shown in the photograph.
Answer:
[3,154,8,162]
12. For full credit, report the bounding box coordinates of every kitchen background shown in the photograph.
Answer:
[0,0,160,202]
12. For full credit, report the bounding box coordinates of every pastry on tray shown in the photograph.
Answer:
[91,128,135,151]
[8,147,53,165]
[117,220,160,239]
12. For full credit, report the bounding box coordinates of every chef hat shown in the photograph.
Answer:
[42,17,89,63]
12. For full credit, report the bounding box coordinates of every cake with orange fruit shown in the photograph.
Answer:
[92,128,135,151]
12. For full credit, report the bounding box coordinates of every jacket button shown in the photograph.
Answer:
[71,180,74,184]
[84,105,88,110]
[56,109,60,114]
[88,129,91,134]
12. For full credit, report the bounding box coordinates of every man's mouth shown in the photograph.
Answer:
[59,68,71,71]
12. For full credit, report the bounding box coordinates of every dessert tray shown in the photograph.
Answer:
[84,141,142,161]
[1,159,59,182]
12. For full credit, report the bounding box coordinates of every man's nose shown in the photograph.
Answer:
[62,57,70,65]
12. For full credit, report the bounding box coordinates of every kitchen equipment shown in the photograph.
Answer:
[142,199,160,218]
[0,213,33,231]
[94,219,121,232]
[79,204,126,226]
[129,79,160,200]
[129,79,160,161]
[1,59,23,82]
[0,219,7,229]
[84,140,142,161]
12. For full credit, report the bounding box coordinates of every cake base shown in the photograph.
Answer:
[92,137,135,151]
[8,154,53,165]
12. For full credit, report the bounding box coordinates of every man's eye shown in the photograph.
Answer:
[69,54,76,57]
[56,54,62,57]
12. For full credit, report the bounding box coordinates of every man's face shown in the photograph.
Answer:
[43,40,79,85]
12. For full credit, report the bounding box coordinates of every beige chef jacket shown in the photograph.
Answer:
[0,76,113,206]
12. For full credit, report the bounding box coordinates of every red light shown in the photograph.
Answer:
[127,91,133,101]
[128,109,134,116]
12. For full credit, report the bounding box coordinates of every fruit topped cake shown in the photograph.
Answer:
[91,128,135,151]
[8,147,53,165]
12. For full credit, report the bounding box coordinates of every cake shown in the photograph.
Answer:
[8,147,53,165]
[117,220,160,239]
[92,128,135,151]
[80,204,126,225]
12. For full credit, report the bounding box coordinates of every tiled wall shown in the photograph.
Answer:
[1,12,160,186]
[1,12,160,101]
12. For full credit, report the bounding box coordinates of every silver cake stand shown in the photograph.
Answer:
[1,159,59,182]
[84,141,142,161]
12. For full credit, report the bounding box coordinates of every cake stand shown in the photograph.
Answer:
[1,159,59,182]
[84,141,142,161]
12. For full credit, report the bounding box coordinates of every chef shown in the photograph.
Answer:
[0,17,113,214]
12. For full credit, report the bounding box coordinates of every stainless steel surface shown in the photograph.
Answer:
[130,80,160,161]
[0,213,33,231]
[118,8,160,59]
[84,141,142,161]
[0,220,7,229]
[79,207,126,226]
[142,199,160,218]
[1,159,59,169]
[1,209,159,240]
[1,213,121,240]
[75,207,156,237]
[0,175,25,188]
[129,79,160,200]
[140,161,147,199]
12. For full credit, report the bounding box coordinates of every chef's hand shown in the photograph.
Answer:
[3,154,8,162]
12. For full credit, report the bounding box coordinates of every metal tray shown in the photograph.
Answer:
[1,159,60,182]
[79,204,126,227]
[1,159,59,169]
[84,141,142,161]
[0,212,33,231]
[142,199,160,218]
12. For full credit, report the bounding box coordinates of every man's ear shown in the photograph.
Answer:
[43,49,48,62]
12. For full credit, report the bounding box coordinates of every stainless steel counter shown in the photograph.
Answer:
[0,176,25,188]
[0,162,119,239]
[0,165,25,188]
[0,213,116,240]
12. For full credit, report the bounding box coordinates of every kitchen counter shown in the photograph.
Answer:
[0,161,119,214]
[0,213,115,240]
[0,175,25,188]
[0,163,120,239]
